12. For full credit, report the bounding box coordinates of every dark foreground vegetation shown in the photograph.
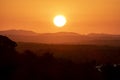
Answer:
[0,35,120,80]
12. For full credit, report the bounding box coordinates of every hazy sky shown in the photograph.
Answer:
[0,0,120,34]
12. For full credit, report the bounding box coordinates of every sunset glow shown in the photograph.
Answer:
[0,0,120,34]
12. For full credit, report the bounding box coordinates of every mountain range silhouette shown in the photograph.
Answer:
[0,30,120,45]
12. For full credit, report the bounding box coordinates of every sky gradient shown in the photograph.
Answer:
[0,0,120,34]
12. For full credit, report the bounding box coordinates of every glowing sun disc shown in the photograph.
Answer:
[53,15,66,27]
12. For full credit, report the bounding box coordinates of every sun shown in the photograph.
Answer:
[53,15,67,27]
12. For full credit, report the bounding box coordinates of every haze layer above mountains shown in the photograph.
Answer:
[0,30,120,45]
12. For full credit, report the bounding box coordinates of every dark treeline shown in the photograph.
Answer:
[0,35,120,80]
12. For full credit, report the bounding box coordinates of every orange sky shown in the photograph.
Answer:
[0,0,120,34]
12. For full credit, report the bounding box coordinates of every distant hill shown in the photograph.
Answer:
[0,30,120,46]
[0,30,38,36]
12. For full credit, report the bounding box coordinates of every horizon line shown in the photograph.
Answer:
[0,29,120,35]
